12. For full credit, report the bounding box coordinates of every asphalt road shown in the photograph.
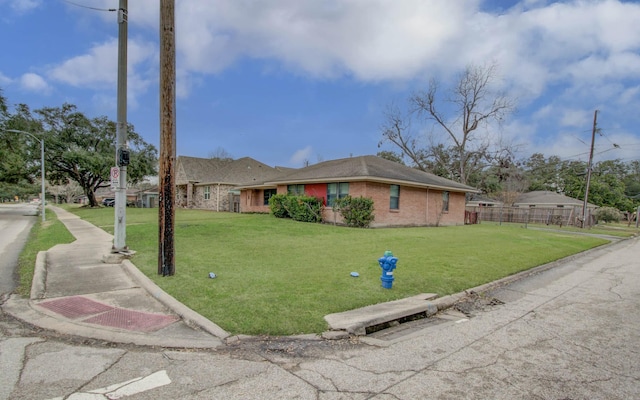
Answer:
[0,204,38,297]
[1,209,639,399]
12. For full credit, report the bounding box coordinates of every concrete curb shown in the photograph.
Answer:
[427,238,633,315]
[325,239,629,340]
[2,295,222,349]
[30,251,47,300]
[120,260,230,340]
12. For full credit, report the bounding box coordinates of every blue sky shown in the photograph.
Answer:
[1,0,639,168]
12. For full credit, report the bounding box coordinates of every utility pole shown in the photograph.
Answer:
[581,110,598,228]
[158,0,176,276]
[113,0,129,252]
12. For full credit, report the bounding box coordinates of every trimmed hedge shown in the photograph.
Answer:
[269,194,323,223]
[334,195,375,228]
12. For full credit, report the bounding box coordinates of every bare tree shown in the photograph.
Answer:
[380,62,516,185]
[48,180,82,204]
[208,147,233,161]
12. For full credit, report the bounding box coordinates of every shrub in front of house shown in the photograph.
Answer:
[269,194,323,223]
[269,194,289,218]
[594,206,623,223]
[334,195,375,228]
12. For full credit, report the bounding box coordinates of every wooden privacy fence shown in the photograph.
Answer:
[465,206,596,227]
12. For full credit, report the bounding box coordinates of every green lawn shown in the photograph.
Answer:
[17,209,75,297]
[47,206,614,336]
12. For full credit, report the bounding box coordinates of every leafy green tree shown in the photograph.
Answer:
[624,160,640,199]
[376,150,405,165]
[34,103,157,207]
[524,153,563,192]
[0,95,43,200]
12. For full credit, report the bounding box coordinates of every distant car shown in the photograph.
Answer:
[102,198,115,207]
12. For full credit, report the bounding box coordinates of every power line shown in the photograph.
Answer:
[60,0,116,12]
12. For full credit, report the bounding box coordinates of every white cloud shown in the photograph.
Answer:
[19,73,50,93]
[48,38,119,87]
[290,145,313,166]
[47,37,157,107]
[560,109,590,128]
[0,70,12,85]
[11,0,640,163]
[2,0,42,14]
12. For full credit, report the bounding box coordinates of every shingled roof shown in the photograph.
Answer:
[176,156,287,186]
[513,191,597,208]
[241,155,479,193]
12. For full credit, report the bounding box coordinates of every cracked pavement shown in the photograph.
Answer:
[2,235,640,399]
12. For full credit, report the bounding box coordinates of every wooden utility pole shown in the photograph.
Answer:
[158,0,176,275]
[581,110,598,228]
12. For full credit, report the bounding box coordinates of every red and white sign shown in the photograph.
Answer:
[110,167,120,189]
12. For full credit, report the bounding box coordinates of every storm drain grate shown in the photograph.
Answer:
[38,296,114,319]
[82,308,179,332]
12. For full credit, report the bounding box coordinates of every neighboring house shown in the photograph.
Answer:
[136,186,159,208]
[175,156,287,211]
[466,194,503,207]
[466,191,598,226]
[95,188,138,205]
[513,191,597,210]
[237,155,479,227]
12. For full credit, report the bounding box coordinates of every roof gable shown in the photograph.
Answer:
[175,156,285,185]
[514,191,596,207]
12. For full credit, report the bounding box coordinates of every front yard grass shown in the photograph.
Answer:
[16,209,74,297]
[54,206,612,336]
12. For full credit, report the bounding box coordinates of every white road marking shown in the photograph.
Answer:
[47,370,171,400]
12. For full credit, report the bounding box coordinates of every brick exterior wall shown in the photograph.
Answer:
[176,185,187,207]
[176,183,235,211]
[320,181,466,227]
[241,189,272,213]
[240,181,467,226]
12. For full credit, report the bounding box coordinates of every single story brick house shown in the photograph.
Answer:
[237,155,479,227]
[175,156,288,212]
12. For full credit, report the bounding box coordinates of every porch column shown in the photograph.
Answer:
[187,182,193,208]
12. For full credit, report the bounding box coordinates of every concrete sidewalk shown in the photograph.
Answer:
[3,206,226,349]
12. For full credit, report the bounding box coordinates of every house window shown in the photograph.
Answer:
[390,185,400,209]
[263,189,277,206]
[327,182,349,207]
[442,191,449,212]
[287,184,305,195]
[204,186,211,200]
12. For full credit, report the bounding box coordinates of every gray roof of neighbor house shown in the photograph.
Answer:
[239,155,479,193]
[467,194,504,205]
[176,156,288,186]
[513,191,597,208]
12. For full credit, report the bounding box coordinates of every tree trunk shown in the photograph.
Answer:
[86,189,98,207]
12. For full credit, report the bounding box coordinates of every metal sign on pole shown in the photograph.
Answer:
[110,167,119,190]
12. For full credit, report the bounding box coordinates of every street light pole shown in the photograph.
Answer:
[113,0,129,252]
[5,129,45,222]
